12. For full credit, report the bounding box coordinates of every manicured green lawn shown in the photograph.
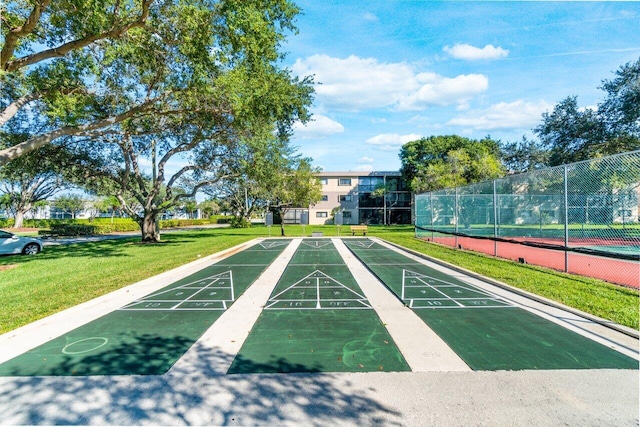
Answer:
[1,225,637,333]
[0,228,263,333]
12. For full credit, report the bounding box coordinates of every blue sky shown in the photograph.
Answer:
[282,1,640,172]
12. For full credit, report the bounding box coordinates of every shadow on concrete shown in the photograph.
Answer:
[0,337,403,425]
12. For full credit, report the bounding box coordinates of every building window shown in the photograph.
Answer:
[338,178,351,186]
[319,178,328,185]
[339,195,352,202]
[316,211,328,218]
[321,195,328,201]
[343,211,352,218]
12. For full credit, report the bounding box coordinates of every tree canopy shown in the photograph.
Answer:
[0,0,312,166]
[533,59,640,166]
[1,0,314,241]
[399,135,504,192]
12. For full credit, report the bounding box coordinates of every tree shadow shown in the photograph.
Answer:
[0,336,404,425]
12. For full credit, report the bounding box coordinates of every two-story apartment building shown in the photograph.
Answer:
[305,171,411,225]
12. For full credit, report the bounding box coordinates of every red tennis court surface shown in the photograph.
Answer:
[426,236,639,288]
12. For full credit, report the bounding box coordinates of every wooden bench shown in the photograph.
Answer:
[350,225,368,236]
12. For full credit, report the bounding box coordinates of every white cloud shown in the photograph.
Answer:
[359,156,374,163]
[363,12,378,21]
[397,73,488,110]
[292,114,344,139]
[446,100,553,130]
[291,54,488,111]
[443,44,510,61]
[366,133,422,151]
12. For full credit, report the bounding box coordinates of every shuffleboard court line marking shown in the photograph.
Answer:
[333,238,471,371]
[258,241,291,249]
[403,269,510,304]
[120,270,235,312]
[347,240,375,249]
[61,337,109,355]
[168,239,301,375]
[300,240,332,248]
[402,269,463,307]
[266,269,370,310]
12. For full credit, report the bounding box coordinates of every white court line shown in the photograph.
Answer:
[333,238,470,372]
[267,268,369,311]
[168,239,302,376]
[401,269,510,308]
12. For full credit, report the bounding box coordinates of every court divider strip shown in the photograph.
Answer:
[168,239,301,376]
[332,238,471,372]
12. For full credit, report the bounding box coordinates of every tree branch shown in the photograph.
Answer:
[0,0,51,71]
[0,102,152,166]
[3,0,154,72]
[0,92,44,127]
[173,175,235,202]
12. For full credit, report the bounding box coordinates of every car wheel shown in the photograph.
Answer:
[22,243,40,255]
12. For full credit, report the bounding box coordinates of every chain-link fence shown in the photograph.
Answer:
[415,150,640,288]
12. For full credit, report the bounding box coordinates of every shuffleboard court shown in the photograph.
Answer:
[227,239,410,374]
[343,239,638,371]
[0,240,290,376]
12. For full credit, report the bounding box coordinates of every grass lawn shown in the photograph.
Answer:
[0,225,637,333]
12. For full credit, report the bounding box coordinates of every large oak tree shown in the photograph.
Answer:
[0,0,312,166]
[1,0,314,242]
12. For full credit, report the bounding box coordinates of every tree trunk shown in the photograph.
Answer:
[13,210,24,229]
[141,211,161,243]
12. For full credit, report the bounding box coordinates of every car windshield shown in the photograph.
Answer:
[0,230,14,238]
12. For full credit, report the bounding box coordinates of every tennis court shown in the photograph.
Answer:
[0,237,636,377]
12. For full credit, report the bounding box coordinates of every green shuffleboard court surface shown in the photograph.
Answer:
[343,239,638,371]
[0,240,291,376]
[227,239,410,374]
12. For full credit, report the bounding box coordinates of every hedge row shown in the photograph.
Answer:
[28,217,232,236]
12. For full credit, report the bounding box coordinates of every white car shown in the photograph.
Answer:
[0,229,43,255]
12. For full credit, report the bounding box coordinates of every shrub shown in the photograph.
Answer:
[49,223,99,236]
[230,216,251,228]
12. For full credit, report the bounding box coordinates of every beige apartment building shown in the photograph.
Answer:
[282,171,412,226]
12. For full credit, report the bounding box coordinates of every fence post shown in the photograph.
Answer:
[454,186,459,248]
[563,165,569,272]
[429,192,434,241]
[493,179,498,257]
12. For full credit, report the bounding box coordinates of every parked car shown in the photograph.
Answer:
[0,229,43,255]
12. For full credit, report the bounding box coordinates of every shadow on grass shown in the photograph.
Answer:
[0,335,403,425]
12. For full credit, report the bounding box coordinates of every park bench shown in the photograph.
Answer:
[350,225,368,236]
